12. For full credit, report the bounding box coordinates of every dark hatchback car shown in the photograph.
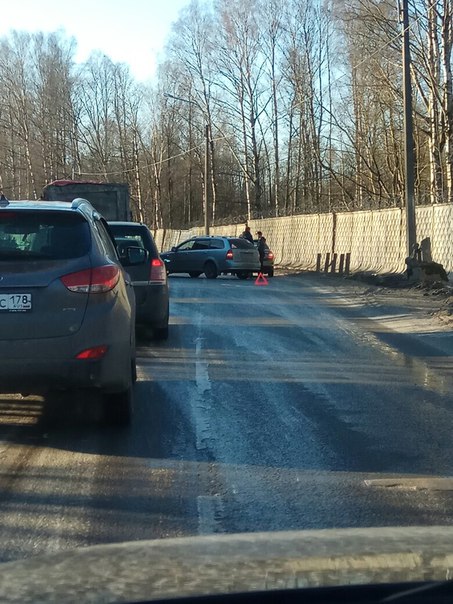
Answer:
[108,222,169,340]
[0,198,141,424]
[161,236,261,279]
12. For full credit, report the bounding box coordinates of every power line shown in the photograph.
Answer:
[76,142,205,177]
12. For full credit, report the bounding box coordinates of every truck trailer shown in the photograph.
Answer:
[42,180,131,222]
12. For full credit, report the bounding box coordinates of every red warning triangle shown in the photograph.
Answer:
[255,272,269,286]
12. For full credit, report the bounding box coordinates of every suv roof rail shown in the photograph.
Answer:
[71,197,92,210]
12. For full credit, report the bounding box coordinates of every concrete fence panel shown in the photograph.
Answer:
[153,203,453,276]
[431,204,453,272]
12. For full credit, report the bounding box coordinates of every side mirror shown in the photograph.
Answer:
[122,246,148,266]
[171,246,177,252]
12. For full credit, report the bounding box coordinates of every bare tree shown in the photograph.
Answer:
[214,0,271,218]
[31,32,76,183]
[167,0,219,220]
[75,53,118,179]
[0,32,38,198]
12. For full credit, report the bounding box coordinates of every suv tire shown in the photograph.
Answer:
[189,271,202,278]
[131,358,137,382]
[104,388,133,426]
[154,325,169,340]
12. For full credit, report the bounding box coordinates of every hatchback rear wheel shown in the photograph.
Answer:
[204,261,218,279]
[189,271,202,278]
[237,271,251,280]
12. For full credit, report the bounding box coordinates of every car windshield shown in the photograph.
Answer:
[1,0,453,601]
[0,211,90,259]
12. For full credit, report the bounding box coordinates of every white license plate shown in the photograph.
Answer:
[0,293,32,312]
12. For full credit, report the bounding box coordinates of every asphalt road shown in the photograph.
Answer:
[1,273,453,563]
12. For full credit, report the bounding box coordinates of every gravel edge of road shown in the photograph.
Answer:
[274,268,453,341]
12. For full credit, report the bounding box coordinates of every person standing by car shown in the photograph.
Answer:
[257,235,268,273]
[240,225,254,244]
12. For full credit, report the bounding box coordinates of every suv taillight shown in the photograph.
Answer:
[76,345,108,360]
[61,265,120,293]
[226,249,234,260]
[267,251,274,260]
[150,258,167,282]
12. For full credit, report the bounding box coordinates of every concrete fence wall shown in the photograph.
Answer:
[153,203,453,275]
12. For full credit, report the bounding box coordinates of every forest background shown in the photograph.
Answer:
[0,0,451,230]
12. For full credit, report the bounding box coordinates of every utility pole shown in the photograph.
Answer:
[204,124,210,236]
[399,0,417,256]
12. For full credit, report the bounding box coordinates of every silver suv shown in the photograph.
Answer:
[0,198,141,424]
[161,236,261,279]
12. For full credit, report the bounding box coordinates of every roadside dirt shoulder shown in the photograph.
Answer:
[280,270,453,358]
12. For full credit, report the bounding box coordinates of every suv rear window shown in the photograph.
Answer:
[228,238,254,249]
[0,211,90,260]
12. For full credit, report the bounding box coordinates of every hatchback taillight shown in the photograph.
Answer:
[267,251,274,261]
[226,249,234,260]
[61,265,120,293]
[150,258,167,282]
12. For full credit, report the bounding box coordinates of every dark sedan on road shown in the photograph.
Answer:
[108,222,169,340]
[0,198,141,424]
[161,236,261,279]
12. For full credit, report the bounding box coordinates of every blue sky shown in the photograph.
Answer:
[1,0,190,81]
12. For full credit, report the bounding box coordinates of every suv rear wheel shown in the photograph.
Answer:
[204,261,218,279]
[153,304,169,340]
[237,271,251,280]
[189,271,202,278]
[154,325,169,340]
[104,388,133,426]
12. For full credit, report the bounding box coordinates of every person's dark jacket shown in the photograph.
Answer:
[241,230,254,244]
[257,237,268,262]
